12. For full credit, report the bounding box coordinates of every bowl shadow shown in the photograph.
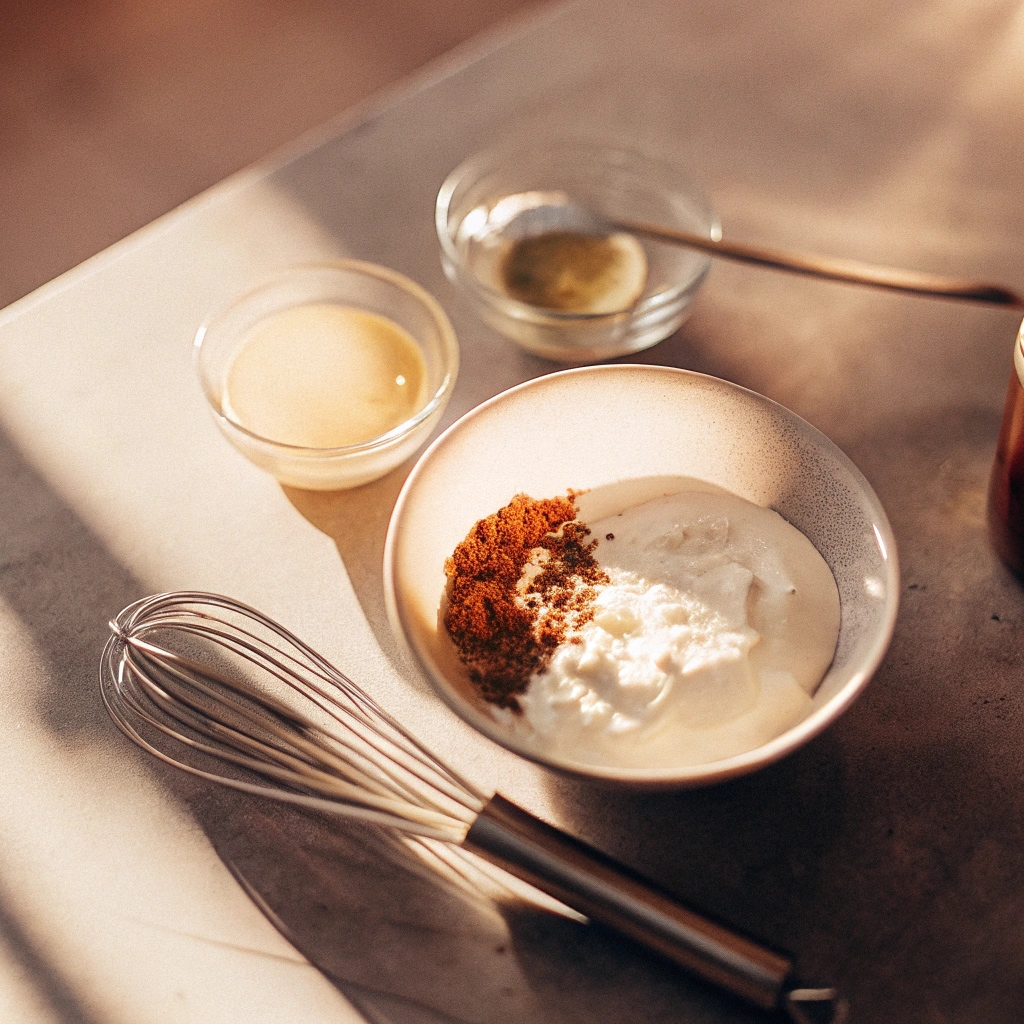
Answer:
[281,468,425,687]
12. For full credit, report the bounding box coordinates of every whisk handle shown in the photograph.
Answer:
[464,794,791,1012]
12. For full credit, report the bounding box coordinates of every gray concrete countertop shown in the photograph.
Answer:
[2,0,1023,1020]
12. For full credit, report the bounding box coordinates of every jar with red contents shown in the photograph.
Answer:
[988,318,1024,573]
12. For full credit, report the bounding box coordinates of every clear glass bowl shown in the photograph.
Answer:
[194,261,459,490]
[436,141,719,363]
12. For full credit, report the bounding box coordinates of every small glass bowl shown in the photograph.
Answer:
[194,261,459,490]
[436,141,719,363]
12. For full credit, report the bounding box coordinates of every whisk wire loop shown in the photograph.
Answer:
[122,641,451,829]
[130,625,452,810]
[127,639,403,796]
[105,645,439,834]
[101,593,485,842]
[134,596,486,811]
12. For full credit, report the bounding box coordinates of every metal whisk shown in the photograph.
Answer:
[100,591,846,1024]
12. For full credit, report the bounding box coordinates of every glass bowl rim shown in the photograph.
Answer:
[193,259,460,457]
[435,140,721,322]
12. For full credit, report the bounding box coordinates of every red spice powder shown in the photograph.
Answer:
[443,492,608,710]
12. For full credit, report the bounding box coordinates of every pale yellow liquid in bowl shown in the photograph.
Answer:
[223,303,429,448]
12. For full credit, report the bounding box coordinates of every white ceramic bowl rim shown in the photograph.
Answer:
[435,141,721,322]
[193,260,459,456]
[384,364,900,786]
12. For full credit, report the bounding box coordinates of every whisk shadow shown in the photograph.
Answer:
[192,789,767,1024]
[192,790,549,1024]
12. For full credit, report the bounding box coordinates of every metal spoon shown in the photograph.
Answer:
[496,191,1024,310]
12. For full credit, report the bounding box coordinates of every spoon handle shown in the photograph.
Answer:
[617,218,1024,310]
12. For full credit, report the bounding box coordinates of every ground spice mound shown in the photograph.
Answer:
[443,492,609,711]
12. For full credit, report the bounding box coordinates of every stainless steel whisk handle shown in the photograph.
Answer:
[465,795,846,1022]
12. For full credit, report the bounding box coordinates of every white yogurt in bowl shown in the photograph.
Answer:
[443,486,840,771]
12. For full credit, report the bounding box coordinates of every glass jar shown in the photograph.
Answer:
[988,318,1024,574]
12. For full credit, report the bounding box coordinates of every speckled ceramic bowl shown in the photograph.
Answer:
[384,365,899,788]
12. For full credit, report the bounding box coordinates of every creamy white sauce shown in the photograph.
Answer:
[497,489,841,769]
[223,303,427,449]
